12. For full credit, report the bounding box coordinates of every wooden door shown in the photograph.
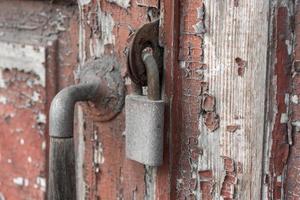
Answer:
[0,1,78,199]
[1,0,300,199]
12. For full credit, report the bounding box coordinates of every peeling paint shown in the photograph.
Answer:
[291,95,298,104]
[13,177,29,187]
[285,40,292,55]
[204,112,220,132]
[0,42,46,87]
[0,71,5,88]
[198,0,270,198]
[19,138,24,145]
[0,193,5,200]
[292,121,300,127]
[202,95,215,112]
[36,113,46,124]
[36,177,46,192]
[0,96,7,104]
[220,157,238,199]
[280,113,289,123]
[93,131,105,173]
[107,0,130,9]
[226,125,241,133]
[41,141,46,151]
[78,0,91,5]
[235,57,247,76]
[31,92,40,103]
[88,5,115,57]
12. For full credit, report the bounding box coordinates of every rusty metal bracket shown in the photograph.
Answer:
[128,19,163,86]
[79,55,125,122]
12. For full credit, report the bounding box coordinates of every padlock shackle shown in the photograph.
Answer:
[142,50,160,100]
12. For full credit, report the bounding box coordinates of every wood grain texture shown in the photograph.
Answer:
[76,1,158,199]
[198,0,270,199]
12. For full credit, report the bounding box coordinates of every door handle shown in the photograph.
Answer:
[47,56,124,200]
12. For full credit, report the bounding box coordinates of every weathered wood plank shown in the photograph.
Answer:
[198,0,270,199]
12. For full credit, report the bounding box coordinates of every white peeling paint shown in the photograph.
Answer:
[37,113,46,124]
[90,4,115,57]
[42,141,46,151]
[7,159,12,164]
[27,156,32,163]
[291,95,299,104]
[93,131,105,172]
[292,121,300,127]
[280,113,289,123]
[15,128,23,133]
[19,138,25,145]
[0,71,5,88]
[0,96,7,104]
[0,192,5,200]
[193,21,205,34]
[285,40,292,55]
[13,177,29,186]
[78,0,91,5]
[106,0,130,9]
[36,177,46,192]
[94,142,105,165]
[0,42,46,87]
[31,92,40,102]
[285,93,290,105]
[125,77,132,85]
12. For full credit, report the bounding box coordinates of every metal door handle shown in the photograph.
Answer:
[47,57,124,200]
[48,82,99,200]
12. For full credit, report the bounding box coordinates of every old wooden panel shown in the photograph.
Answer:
[167,0,270,199]
[263,3,294,199]
[285,1,300,199]
[0,1,78,199]
[198,0,270,199]
[0,42,47,200]
[76,0,159,199]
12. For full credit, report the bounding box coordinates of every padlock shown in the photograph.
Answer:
[125,50,164,166]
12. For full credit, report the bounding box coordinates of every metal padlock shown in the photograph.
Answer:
[125,50,164,166]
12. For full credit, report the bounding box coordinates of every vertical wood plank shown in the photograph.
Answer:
[198,0,270,199]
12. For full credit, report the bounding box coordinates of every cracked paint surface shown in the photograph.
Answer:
[0,1,78,199]
[0,45,47,199]
[77,0,157,199]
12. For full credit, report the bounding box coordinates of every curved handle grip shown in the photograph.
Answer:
[48,82,99,200]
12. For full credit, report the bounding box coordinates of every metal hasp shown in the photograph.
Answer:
[127,19,163,86]
[48,55,124,200]
[125,20,164,167]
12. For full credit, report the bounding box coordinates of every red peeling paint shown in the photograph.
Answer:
[268,6,292,199]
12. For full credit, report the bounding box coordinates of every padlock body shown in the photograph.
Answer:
[125,94,164,166]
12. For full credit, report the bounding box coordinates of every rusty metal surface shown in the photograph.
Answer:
[49,82,100,138]
[128,20,163,86]
[142,50,161,100]
[79,56,125,122]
